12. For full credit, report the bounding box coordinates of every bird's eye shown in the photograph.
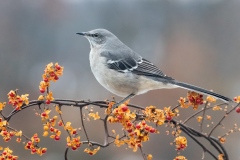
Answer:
[93,33,99,38]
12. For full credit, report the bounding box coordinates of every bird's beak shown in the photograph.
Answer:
[76,32,88,36]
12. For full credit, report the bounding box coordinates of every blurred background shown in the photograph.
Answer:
[0,0,240,159]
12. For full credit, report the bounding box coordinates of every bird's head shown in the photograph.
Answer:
[77,29,118,49]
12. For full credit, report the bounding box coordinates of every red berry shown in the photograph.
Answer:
[55,65,61,70]
[117,115,122,120]
[3,131,8,135]
[55,135,60,140]
[127,129,132,133]
[150,128,155,133]
[50,127,54,132]
[54,76,59,80]
[135,124,141,129]
[18,98,23,103]
[43,78,49,82]
[180,144,185,149]
[12,157,18,160]
[10,132,14,137]
[189,97,194,103]
[127,122,132,127]
[58,121,63,126]
[166,116,172,121]
[42,149,47,154]
[121,106,128,112]
[46,100,51,104]
[72,130,77,135]
[50,72,55,77]
[196,98,202,104]
[31,148,37,153]
[13,101,18,106]
[41,112,47,117]
[145,126,150,131]
[9,92,15,97]
[72,146,77,150]
[141,121,146,125]
[76,143,81,148]
[236,107,240,113]
[40,89,45,93]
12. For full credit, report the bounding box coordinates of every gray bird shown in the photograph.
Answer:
[77,29,232,107]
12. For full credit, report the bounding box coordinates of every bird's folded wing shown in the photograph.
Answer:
[101,51,173,80]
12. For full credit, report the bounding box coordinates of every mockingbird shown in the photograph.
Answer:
[77,29,232,107]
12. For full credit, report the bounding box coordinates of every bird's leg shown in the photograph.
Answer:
[112,93,135,110]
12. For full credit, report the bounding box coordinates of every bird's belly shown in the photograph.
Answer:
[92,66,139,97]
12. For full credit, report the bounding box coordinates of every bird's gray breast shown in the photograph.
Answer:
[89,50,140,97]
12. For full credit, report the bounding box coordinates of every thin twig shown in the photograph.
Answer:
[200,102,208,133]
[208,103,240,137]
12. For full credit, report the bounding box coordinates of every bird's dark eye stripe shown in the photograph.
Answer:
[91,33,99,37]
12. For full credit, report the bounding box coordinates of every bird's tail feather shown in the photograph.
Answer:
[169,80,232,102]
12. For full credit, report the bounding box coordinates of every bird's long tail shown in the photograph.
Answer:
[169,80,232,102]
